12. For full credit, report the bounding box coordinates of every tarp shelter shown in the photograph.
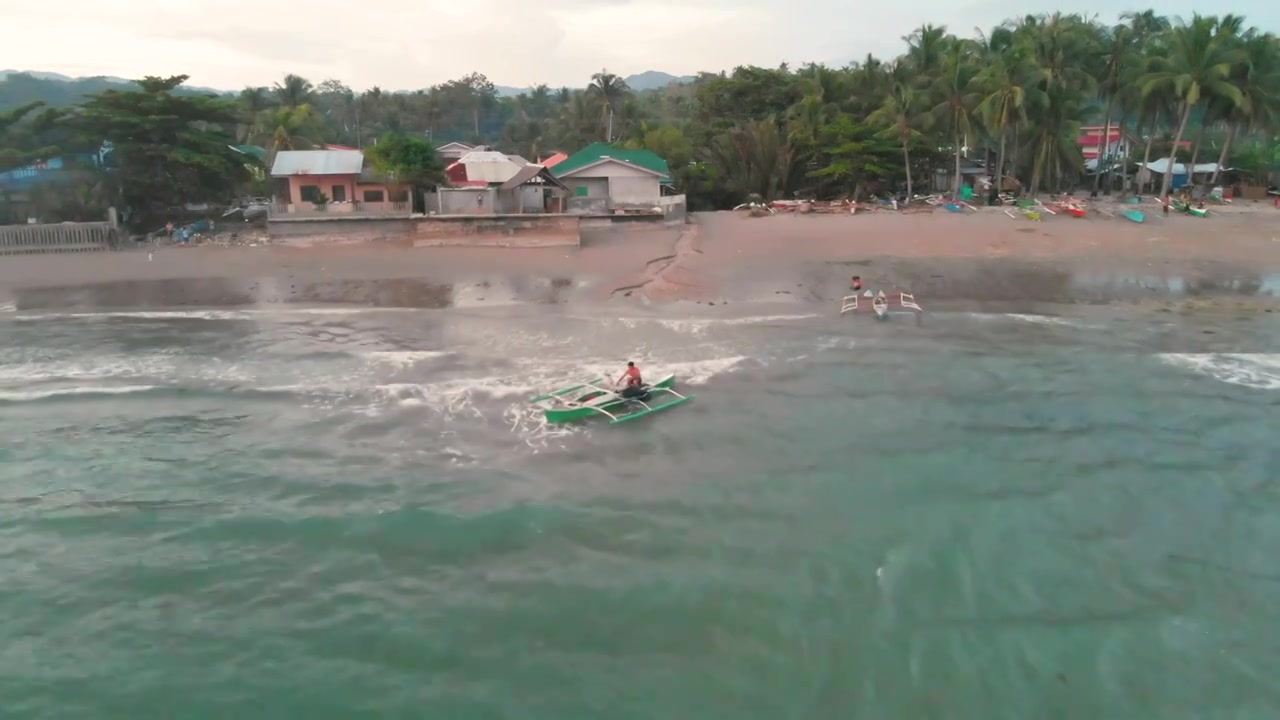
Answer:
[1142,159,1229,190]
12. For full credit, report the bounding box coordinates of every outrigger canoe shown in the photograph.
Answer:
[530,374,692,425]
[841,290,923,321]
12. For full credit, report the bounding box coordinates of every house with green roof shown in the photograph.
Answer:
[552,143,673,209]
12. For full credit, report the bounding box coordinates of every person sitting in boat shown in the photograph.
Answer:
[616,361,645,398]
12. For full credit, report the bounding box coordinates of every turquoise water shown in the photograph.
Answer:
[2,304,1279,718]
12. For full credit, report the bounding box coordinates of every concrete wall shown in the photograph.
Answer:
[561,161,664,208]
[268,213,581,248]
[565,177,609,200]
[415,215,579,247]
[0,221,116,255]
[657,194,687,222]
[435,188,497,214]
[267,216,417,243]
[609,176,662,205]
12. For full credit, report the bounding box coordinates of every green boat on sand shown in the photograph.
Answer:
[530,374,692,424]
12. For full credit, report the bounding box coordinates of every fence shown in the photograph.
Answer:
[269,200,412,218]
[0,221,116,255]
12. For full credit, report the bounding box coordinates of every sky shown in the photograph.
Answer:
[0,0,1276,91]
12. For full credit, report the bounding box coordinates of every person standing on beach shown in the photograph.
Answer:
[850,276,863,292]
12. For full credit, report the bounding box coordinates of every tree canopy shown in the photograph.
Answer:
[3,9,1278,222]
[364,132,445,189]
[68,75,251,227]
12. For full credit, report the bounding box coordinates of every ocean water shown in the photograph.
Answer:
[2,302,1278,718]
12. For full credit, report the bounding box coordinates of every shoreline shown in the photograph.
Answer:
[0,211,1277,312]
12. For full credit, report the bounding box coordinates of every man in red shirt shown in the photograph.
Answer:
[616,361,644,398]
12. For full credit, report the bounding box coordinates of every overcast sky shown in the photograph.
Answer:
[1,0,1276,91]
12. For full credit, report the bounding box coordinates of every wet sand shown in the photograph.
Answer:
[1,210,1277,311]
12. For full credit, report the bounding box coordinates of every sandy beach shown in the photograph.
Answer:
[2,205,1278,311]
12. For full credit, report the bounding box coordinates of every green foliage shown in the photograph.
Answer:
[809,115,900,193]
[68,75,250,228]
[6,10,1278,213]
[0,101,61,172]
[365,132,446,189]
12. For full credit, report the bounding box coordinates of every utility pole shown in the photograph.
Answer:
[607,109,614,143]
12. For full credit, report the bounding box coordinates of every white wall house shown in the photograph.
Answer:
[557,158,665,206]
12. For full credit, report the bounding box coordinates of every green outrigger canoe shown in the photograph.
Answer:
[530,374,692,425]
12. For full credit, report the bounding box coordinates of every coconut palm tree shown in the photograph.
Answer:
[1211,30,1280,183]
[1092,23,1136,194]
[930,39,981,197]
[250,105,325,162]
[1141,15,1245,200]
[869,67,925,200]
[975,37,1033,194]
[588,70,631,142]
[274,74,314,109]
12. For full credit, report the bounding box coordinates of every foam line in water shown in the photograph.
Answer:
[0,384,159,402]
[1158,353,1280,391]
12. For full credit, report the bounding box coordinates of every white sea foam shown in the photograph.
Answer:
[618,313,820,336]
[0,384,158,402]
[1158,353,1280,391]
[1003,313,1095,328]
[362,350,451,368]
[11,306,420,322]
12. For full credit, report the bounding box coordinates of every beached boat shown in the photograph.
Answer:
[530,374,692,425]
[840,290,923,320]
[1124,209,1145,223]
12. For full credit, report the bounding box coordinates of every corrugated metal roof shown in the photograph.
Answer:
[540,152,569,168]
[453,151,523,184]
[499,165,569,191]
[552,143,672,183]
[457,151,513,164]
[270,150,364,177]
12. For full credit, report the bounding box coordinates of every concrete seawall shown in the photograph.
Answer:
[268,214,581,248]
[413,215,580,248]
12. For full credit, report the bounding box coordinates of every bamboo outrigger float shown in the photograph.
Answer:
[530,374,693,425]
[840,290,923,321]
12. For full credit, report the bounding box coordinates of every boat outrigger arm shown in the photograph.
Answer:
[531,374,693,425]
[840,290,923,315]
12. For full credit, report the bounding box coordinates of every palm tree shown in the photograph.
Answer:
[250,105,324,162]
[1092,23,1136,194]
[930,39,981,197]
[274,74,314,109]
[1141,15,1244,200]
[1211,30,1280,183]
[975,40,1032,194]
[703,118,795,200]
[903,24,949,78]
[869,68,924,199]
[588,69,631,142]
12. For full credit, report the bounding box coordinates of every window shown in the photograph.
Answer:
[575,186,588,197]
[390,189,409,203]
[299,185,321,202]
[363,189,385,202]
[331,185,346,202]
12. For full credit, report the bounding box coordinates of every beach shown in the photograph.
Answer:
[2,206,1279,312]
[2,208,1279,718]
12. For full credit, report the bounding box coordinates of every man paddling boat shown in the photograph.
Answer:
[616,361,645,398]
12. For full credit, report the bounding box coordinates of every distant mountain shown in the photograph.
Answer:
[493,71,694,97]
[0,70,223,102]
[1,68,694,109]
[624,71,694,91]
